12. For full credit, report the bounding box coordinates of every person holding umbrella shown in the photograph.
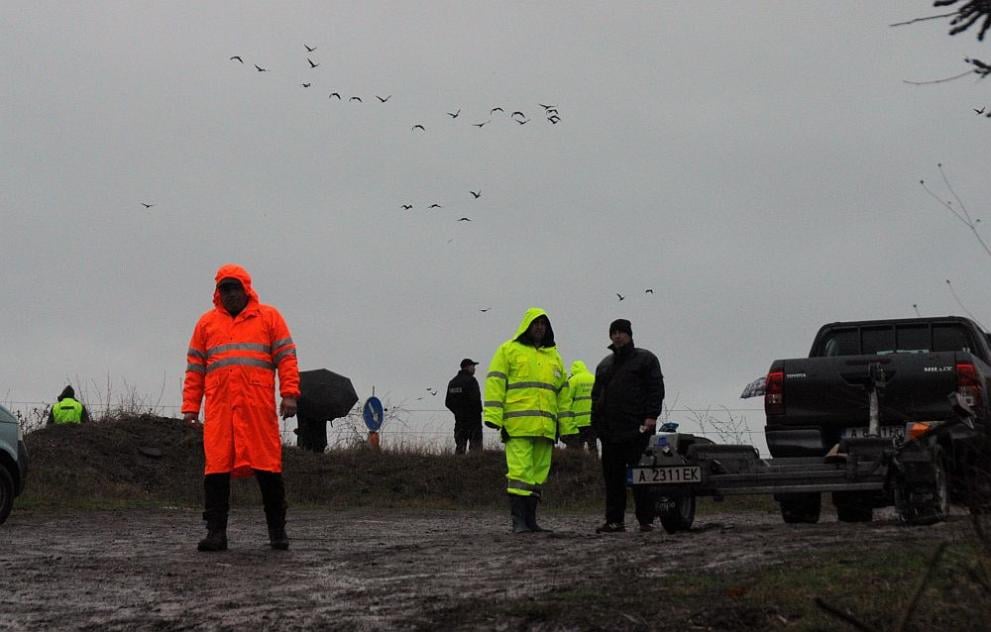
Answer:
[182,263,300,552]
[484,307,574,533]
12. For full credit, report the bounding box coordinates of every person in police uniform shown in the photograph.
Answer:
[445,358,483,454]
[47,385,90,425]
[484,307,576,533]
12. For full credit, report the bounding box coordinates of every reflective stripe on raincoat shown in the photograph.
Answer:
[483,307,570,441]
[567,360,595,430]
[182,264,300,477]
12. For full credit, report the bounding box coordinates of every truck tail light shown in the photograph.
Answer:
[765,370,785,416]
[956,361,984,411]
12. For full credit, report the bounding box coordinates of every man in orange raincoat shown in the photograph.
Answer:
[182,264,300,552]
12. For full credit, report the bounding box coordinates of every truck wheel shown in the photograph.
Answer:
[833,492,873,523]
[896,446,949,526]
[779,493,821,524]
[0,466,14,525]
[658,494,696,534]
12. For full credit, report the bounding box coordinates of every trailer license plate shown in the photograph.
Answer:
[842,425,905,440]
[630,466,702,485]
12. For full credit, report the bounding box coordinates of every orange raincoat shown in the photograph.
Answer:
[182,264,300,477]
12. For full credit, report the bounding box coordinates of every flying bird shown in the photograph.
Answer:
[401,204,413,210]
[229,56,243,63]
[426,388,438,396]
[616,293,626,301]
[301,83,311,88]
[254,64,267,72]
[480,307,491,312]
[140,202,155,208]
[548,115,561,123]
[304,44,317,52]
[307,58,319,68]
[545,108,558,115]
[428,203,442,208]
[411,124,425,132]
[645,289,654,294]
[538,103,557,110]
[510,111,526,119]
[472,120,490,128]
[457,217,472,222]
[447,109,461,118]
[976,107,987,115]
[376,95,391,102]
[490,107,504,115]
[470,190,481,199]
[329,92,341,100]
[349,96,362,102]
[515,118,528,125]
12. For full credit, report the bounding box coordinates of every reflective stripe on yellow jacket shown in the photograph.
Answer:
[484,308,570,440]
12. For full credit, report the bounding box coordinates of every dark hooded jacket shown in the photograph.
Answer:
[591,341,664,444]
[47,385,90,425]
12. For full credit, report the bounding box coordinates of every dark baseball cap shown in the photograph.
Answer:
[460,358,479,368]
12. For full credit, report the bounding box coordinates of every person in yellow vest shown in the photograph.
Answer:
[563,360,597,453]
[47,385,90,425]
[484,307,575,533]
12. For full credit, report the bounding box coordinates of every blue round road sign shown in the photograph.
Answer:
[363,396,384,431]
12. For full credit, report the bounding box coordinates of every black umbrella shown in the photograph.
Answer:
[298,369,359,420]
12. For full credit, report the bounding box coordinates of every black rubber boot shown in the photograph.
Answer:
[257,470,289,550]
[510,495,532,533]
[525,495,552,533]
[198,474,230,552]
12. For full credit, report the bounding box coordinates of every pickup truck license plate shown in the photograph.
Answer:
[630,466,702,485]
[842,425,905,440]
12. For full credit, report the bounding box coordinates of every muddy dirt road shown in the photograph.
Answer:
[0,507,971,631]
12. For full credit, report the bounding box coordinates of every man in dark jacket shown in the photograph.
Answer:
[445,358,483,454]
[591,319,665,533]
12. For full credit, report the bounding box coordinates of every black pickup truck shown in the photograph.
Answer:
[765,316,991,521]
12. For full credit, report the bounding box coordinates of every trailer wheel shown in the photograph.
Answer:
[779,493,821,524]
[895,446,949,526]
[658,494,695,533]
[833,492,873,523]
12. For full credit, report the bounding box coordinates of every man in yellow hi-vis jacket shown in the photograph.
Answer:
[484,307,575,533]
[564,360,597,453]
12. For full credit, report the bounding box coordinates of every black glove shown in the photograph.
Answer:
[500,427,510,443]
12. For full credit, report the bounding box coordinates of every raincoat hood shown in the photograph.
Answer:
[512,307,555,347]
[212,263,261,310]
[570,360,589,376]
[58,385,75,400]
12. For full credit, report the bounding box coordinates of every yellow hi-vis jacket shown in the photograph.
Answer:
[568,360,595,429]
[484,308,572,440]
[52,398,84,424]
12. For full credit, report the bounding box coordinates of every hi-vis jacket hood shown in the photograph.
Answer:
[511,307,556,347]
[570,360,590,377]
[212,263,260,312]
[483,307,573,440]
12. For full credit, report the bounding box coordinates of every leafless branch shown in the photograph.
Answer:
[814,598,879,632]
[890,11,960,28]
[903,69,977,85]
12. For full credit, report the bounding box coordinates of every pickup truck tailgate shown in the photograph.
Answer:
[777,352,960,428]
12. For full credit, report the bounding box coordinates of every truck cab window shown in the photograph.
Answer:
[933,324,971,353]
[895,325,930,353]
[821,329,859,356]
[860,327,895,355]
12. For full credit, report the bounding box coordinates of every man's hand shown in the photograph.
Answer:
[280,397,298,419]
[183,412,201,427]
[641,417,657,433]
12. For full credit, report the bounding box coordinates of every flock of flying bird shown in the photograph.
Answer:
[225,45,565,227]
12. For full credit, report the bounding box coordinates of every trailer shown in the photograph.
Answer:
[628,393,981,533]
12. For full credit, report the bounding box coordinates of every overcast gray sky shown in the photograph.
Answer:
[2,2,987,450]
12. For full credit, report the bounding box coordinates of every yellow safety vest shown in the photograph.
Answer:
[568,361,595,429]
[52,398,84,424]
